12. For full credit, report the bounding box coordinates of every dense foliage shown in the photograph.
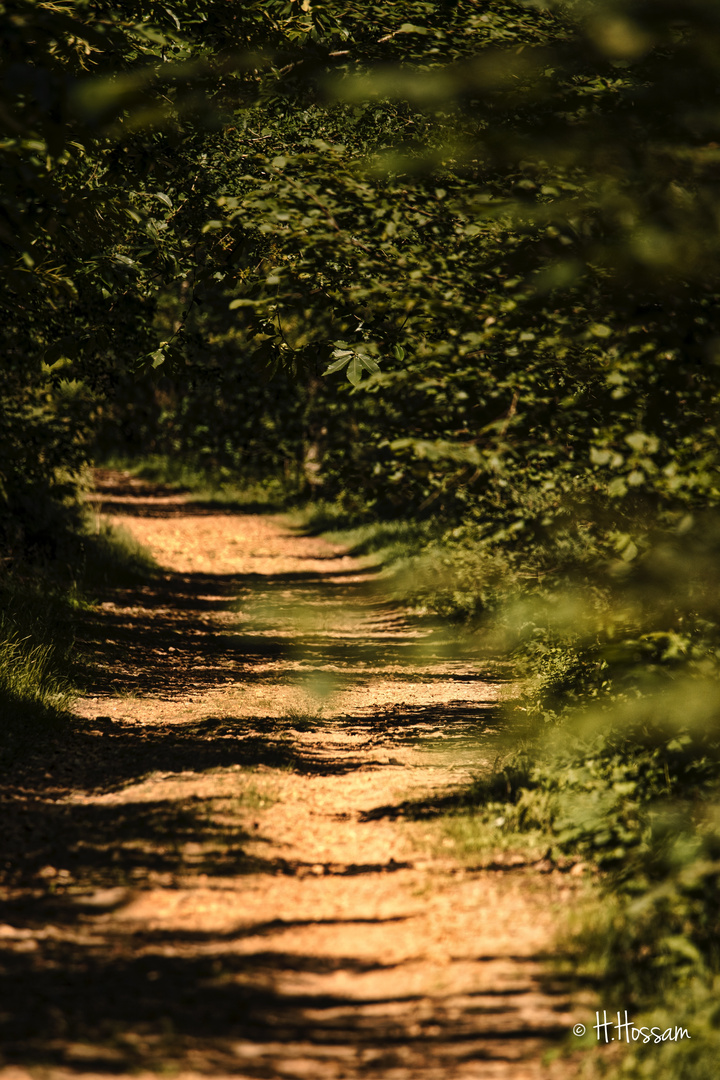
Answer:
[4,1,720,1072]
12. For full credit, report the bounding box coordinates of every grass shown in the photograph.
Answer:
[278,705,325,732]
[552,899,720,1080]
[0,607,74,758]
[0,498,162,758]
[439,804,555,864]
[0,621,73,721]
[381,751,559,865]
[236,781,279,811]
[79,515,159,588]
[291,500,442,557]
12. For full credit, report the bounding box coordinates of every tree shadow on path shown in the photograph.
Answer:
[0,478,581,1079]
[0,929,573,1077]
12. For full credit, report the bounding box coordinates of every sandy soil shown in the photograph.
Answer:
[0,472,592,1080]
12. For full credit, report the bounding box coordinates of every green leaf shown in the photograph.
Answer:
[347,356,363,385]
[322,351,353,376]
[399,23,429,35]
[358,354,380,374]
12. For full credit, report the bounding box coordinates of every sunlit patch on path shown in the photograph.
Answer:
[0,471,585,1080]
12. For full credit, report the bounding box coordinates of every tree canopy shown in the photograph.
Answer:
[3,0,720,541]
[4,5,720,1072]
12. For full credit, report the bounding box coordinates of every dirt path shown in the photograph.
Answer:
[0,473,587,1080]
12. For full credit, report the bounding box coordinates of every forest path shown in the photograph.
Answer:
[0,473,586,1080]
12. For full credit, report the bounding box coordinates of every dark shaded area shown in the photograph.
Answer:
[0,697,502,833]
[0,792,259,890]
[86,472,289,517]
[0,775,420,897]
[73,570,383,697]
[1,714,393,800]
[359,786,504,823]
[358,767,538,825]
[88,496,288,518]
[0,931,572,1075]
[332,701,504,757]
[74,563,507,700]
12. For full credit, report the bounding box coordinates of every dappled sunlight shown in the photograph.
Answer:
[0,473,584,1080]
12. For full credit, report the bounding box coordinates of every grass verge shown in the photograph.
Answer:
[1,503,160,761]
[0,570,76,759]
[79,515,159,588]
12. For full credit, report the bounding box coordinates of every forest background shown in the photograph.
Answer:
[2,1,720,1075]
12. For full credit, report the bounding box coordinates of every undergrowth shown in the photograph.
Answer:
[0,501,159,759]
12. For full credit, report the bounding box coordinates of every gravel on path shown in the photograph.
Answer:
[0,472,589,1080]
